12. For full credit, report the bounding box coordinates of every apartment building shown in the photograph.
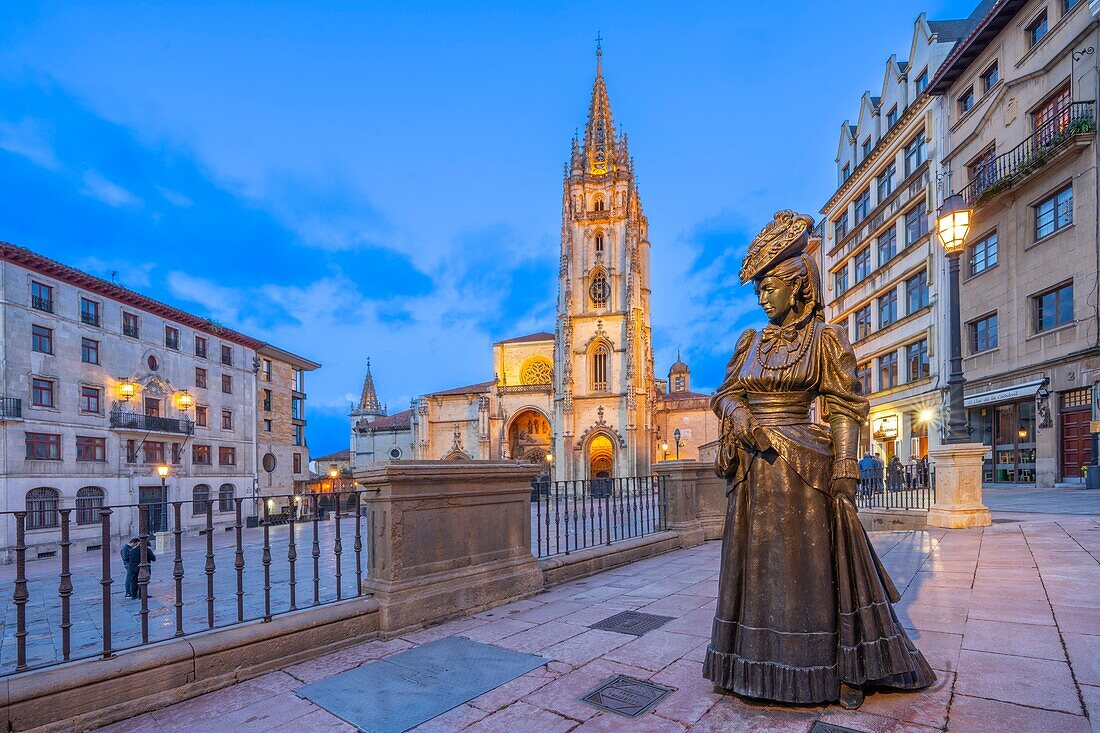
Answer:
[0,243,319,557]
[820,12,972,461]
[256,344,320,505]
[928,0,1099,485]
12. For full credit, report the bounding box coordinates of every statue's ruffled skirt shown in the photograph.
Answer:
[702,427,935,703]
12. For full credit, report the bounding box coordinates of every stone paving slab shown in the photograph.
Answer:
[94,515,1100,732]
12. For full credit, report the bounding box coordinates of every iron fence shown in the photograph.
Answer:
[531,476,667,558]
[855,463,936,511]
[1,491,368,676]
[110,408,195,435]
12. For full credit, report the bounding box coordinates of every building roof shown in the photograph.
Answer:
[359,409,413,431]
[257,343,321,370]
[927,0,1017,95]
[669,350,690,374]
[429,380,495,397]
[313,449,350,463]
[659,390,710,401]
[495,331,555,345]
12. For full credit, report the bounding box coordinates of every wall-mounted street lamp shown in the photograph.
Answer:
[936,193,973,444]
[544,452,554,464]
[661,442,670,461]
[175,390,194,410]
[118,379,136,401]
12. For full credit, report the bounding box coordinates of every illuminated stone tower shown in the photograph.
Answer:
[553,44,654,481]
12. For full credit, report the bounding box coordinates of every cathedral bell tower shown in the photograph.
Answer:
[553,43,654,481]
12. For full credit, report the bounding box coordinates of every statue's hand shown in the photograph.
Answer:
[725,404,768,452]
[832,478,857,503]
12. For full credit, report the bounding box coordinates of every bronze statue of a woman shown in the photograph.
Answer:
[703,210,935,709]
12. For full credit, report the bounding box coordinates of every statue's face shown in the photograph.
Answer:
[756,275,798,325]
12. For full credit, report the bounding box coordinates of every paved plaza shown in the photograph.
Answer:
[94,495,1100,733]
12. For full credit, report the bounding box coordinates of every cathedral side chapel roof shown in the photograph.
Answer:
[495,331,555,345]
[360,409,413,431]
[429,380,495,397]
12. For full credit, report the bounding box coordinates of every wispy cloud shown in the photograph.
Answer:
[0,117,62,171]
[78,257,156,289]
[80,170,142,208]
[155,185,193,207]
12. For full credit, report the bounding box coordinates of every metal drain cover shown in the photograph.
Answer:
[589,610,674,636]
[810,722,866,733]
[581,674,675,718]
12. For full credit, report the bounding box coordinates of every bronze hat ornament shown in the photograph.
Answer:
[738,209,814,285]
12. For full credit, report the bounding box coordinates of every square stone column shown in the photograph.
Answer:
[653,460,707,547]
[927,443,992,528]
[358,461,545,634]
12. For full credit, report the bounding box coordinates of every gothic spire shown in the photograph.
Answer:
[583,38,617,177]
[356,358,384,417]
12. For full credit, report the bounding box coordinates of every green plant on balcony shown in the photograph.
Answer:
[974,175,1013,206]
[1067,116,1096,135]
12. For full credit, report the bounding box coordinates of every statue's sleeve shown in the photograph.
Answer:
[819,323,869,480]
[710,328,756,420]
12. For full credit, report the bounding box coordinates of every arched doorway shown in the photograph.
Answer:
[588,434,614,478]
[508,408,552,461]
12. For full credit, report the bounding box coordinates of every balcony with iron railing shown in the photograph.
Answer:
[31,296,53,313]
[109,408,194,435]
[80,311,100,327]
[0,397,22,420]
[963,101,1096,207]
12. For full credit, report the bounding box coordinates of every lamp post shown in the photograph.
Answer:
[673,428,682,461]
[661,442,669,461]
[156,464,170,535]
[935,193,972,444]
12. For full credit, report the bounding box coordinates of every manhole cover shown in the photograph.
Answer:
[581,674,675,718]
[809,722,865,733]
[589,611,674,636]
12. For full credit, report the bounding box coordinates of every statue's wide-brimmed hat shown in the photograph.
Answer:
[739,210,815,284]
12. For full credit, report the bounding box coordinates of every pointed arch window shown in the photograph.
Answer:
[594,197,605,212]
[590,270,610,308]
[592,343,610,392]
[595,234,604,255]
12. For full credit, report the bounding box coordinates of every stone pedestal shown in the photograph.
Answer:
[653,460,708,547]
[927,443,992,528]
[694,468,727,541]
[358,461,545,634]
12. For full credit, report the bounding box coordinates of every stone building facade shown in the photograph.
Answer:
[820,12,972,464]
[0,243,318,557]
[350,360,414,470]
[255,344,319,503]
[928,0,1099,485]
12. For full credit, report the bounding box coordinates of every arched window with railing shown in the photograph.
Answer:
[26,487,60,530]
[591,343,610,392]
[192,484,211,516]
[76,487,105,526]
[594,196,605,212]
[218,484,235,513]
[589,269,610,308]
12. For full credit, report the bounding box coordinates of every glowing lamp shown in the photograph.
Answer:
[661,442,669,451]
[156,464,170,479]
[267,498,275,512]
[936,194,972,255]
[118,379,136,401]
[544,452,554,464]
[328,467,339,479]
[176,390,194,410]
[918,409,934,424]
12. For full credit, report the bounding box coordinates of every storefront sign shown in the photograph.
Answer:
[963,380,1045,408]
[872,415,898,441]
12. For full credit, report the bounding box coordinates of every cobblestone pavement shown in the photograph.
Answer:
[983,485,1100,517]
[97,513,1100,732]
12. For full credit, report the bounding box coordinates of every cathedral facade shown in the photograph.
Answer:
[349,49,717,479]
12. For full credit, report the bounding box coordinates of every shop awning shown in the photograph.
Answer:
[963,380,1046,408]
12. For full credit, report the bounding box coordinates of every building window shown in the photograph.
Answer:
[262,359,272,381]
[32,324,53,354]
[31,281,53,312]
[263,419,272,432]
[80,385,102,414]
[1033,282,1074,332]
[876,163,895,201]
[1034,85,1072,142]
[192,485,211,516]
[195,336,207,359]
[144,396,160,418]
[221,374,232,394]
[81,337,100,364]
[291,396,303,420]
[970,313,998,352]
[218,484,235,512]
[293,453,302,473]
[841,163,851,183]
[26,488,60,530]
[292,368,304,392]
[122,312,140,339]
[834,211,849,239]
[293,424,304,447]
[856,362,872,395]
[834,267,850,296]
[220,344,233,366]
[195,367,207,389]
[904,203,928,245]
[958,87,975,114]
[221,409,233,431]
[592,343,610,391]
[31,378,55,408]
[906,339,930,382]
[76,487,105,524]
[595,235,604,255]
[1064,0,1080,10]
[887,105,899,128]
[196,404,208,427]
[263,389,272,411]
[1027,10,1048,47]
[981,62,1000,93]
[915,69,929,95]
[906,271,929,313]
[171,442,183,465]
[589,270,610,307]
[192,444,211,465]
[854,248,871,282]
[26,432,62,460]
[877,226,897,265]
[76,437,106,463]
[854,305,872,341]
[218,447,236,466]
[878,352,898,389]
[861,138,872,159]
[854,188,871,222]
[1035,185,1073,240]
[143,441,165,464]
[879,289,898,328]
[164,325,180,350]
[969,231,998,275]
[80,297,100,326]
[904,131,926,176]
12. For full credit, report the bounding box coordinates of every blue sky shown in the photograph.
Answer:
[0,1,978,456]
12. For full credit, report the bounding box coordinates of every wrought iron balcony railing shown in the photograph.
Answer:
[110,409,194,435]
[963,101,1096,206]
[0,397,22,419]
[31,296,53,313]
[80,311,100,327]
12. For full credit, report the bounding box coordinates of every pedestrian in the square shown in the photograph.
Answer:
[121,537,156,599]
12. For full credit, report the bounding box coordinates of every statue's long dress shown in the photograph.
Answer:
[702,321,935,703]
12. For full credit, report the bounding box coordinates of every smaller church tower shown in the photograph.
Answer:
[668,352,691,394]
[351,358,386,429]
